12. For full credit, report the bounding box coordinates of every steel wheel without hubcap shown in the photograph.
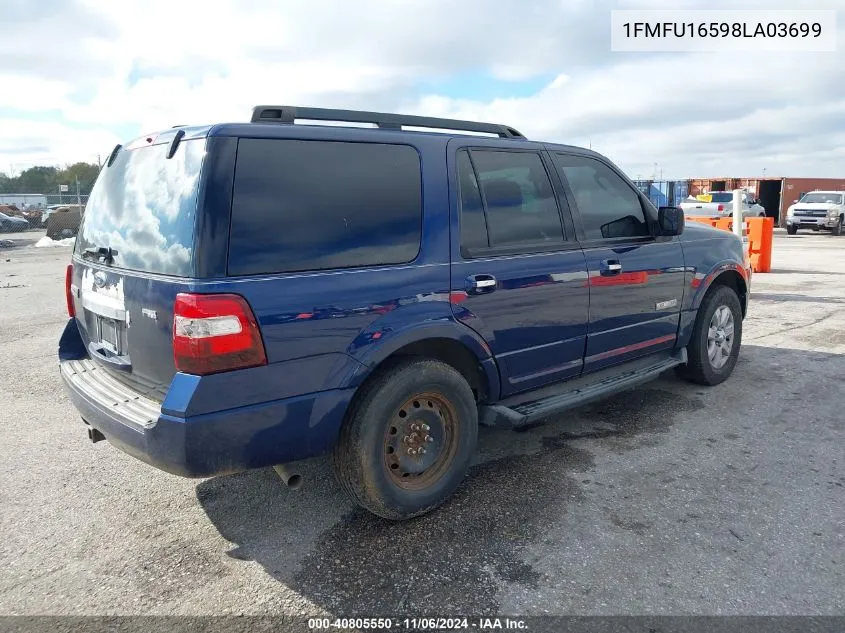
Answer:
[707,306,735,370]
[383,392,458,491]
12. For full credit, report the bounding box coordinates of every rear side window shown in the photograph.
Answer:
[228,139,422,276]
[458,149,563,255]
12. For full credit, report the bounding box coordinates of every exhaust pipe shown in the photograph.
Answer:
[273,464,303,490]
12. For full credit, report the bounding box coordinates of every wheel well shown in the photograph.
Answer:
[709,270,747,317]
[370,338,490,403]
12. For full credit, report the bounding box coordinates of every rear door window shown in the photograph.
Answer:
[228,139,422,276]
[75,139,205,277]
[456,150,489,253]
[458,149,563,255]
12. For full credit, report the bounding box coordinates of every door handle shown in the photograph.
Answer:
[87,342,132,371]
[600,260,623,275]
[466,274,497,294]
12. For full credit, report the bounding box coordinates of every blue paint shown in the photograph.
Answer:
[59,116,749,478]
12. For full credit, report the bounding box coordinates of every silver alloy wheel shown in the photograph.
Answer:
[707,306,735,370]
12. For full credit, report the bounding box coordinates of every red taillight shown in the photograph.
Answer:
[717,204,725,212]
[65,264,75,317]
[173,293,267,375]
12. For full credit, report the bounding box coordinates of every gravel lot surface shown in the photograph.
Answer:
[1,229,842,618]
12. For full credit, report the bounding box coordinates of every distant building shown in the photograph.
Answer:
[0,193,47,208]
[633,177,845,226]
[687,177,845,225]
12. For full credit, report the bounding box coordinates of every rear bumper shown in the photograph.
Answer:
[60,357,353,478]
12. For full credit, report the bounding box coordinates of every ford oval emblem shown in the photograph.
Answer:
[93,271,107,288]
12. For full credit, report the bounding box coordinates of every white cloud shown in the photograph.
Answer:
[1,0,843,178]
[0,119,119,172]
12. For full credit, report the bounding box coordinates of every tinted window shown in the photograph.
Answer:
[456,150,489,252]
[471,150,563,248]
[555,154,650,240]
[75,139,204,277]
[229,139,422,275]
[800,192,843,204]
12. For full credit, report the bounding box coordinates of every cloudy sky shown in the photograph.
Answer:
[1,0,843,179]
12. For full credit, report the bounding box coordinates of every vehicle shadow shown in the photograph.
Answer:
[196,344,844,616]
[751,292,845,304]
[195,379,705,615]
[769,269,845,276]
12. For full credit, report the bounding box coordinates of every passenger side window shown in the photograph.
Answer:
[554,154,651,241]
[466,150,563,250]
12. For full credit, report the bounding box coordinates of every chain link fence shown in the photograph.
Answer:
[632,180,690,208]
[0,196,88,237]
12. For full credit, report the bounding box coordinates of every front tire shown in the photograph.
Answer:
[677,285,743,386]
[331,358,478,520]
[787,225,798,235]
[831,218,842,236]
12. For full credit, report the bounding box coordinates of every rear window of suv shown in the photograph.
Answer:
[75,139,204,277]
[228,139,422,276]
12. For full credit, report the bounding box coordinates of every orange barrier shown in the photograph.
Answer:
[686,214,773,272]
[685,216,718,228]
[745,216,774,273]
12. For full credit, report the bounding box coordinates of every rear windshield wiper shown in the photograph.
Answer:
[82,246,119,264]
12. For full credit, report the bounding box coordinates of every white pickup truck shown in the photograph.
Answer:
[785,191,844,236]
[680,192,766,219]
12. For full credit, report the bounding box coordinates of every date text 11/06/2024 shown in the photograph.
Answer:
[622,21,822,39]
[307,617,528,630]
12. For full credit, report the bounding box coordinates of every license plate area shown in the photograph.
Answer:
[96,316,122,355]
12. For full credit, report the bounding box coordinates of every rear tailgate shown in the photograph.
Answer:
[69,135,206,398]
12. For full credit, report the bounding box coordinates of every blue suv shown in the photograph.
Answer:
[59,106,751,519]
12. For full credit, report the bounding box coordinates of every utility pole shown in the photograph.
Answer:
[76,176,81,207]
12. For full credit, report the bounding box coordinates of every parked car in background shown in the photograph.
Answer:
[785,191,844,236]
[680,191,766,220]
[0,211,30,232]
[59,106,750,520]
[41,205,65,226]
[45,205,84,239]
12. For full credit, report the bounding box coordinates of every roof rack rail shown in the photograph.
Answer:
[250,105,525,139]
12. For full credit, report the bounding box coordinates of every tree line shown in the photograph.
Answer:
[0,163,101,196]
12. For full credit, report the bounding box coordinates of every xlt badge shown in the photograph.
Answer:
[655,299,678,310]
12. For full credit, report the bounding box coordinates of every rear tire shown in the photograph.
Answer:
[676,285,743,386]
[331,358,478,520]
[787,225,798,235]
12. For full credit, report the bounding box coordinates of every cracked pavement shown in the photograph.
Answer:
[0,229,842,618]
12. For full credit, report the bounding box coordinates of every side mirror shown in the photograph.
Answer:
[600,215,643,239]
[658,206,685,236]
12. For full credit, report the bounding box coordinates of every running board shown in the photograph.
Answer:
[480,348,687,429]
